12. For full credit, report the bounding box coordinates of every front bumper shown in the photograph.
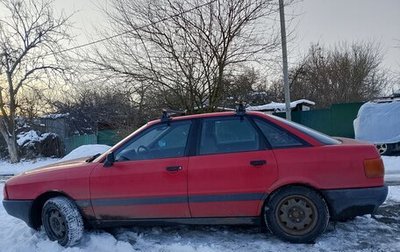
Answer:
[322,186,388,220]
[2,200,34,228]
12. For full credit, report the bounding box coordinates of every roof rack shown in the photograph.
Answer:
[235,101,246,116]
[160,110,170,123]
[160,109,186,124]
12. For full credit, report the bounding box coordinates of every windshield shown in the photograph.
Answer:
[270,115,341,145]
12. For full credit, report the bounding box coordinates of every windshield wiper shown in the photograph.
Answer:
[86,153,101,163]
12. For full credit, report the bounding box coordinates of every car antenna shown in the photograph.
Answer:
[235,101,246,119]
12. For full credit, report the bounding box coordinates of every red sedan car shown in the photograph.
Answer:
[3,111,387,246]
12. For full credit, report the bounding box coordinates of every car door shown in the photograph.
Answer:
[90,120,192,220]
[188,116,279,217]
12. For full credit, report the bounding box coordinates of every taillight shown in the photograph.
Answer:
[364,158,384,178]
[3,184,9,200]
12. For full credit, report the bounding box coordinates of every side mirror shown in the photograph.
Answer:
[103,152,115,167]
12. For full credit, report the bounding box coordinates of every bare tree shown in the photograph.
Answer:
[88,0,281,114]
[268,42,389,108]
[0,0,72,162]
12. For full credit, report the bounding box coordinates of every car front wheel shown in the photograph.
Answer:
[41,196,84,246]
[264,186,329,243]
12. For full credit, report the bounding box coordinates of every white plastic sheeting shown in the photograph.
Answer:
[354,100,400,144]
[246,99,315,112]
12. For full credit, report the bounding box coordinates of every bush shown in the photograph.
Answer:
[17,130,63,159]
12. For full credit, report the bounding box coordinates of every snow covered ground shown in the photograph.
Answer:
[383,156,400,184]
[0,146,399,251]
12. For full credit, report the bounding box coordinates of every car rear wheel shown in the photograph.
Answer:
[264,186,329,243]
[376,144,391,155]
[42,196,84,247]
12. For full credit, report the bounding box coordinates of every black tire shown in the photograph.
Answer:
[264,186,329,243]
[41,196,84,247]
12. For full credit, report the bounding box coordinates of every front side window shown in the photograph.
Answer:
[199,117,260,155]
[254,118,304,148]
[115,121,191,161]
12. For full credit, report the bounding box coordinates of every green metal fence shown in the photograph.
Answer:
[64,134,98,154]
[274,102,364,138]
[63,130,122,154]
[97,129,121,146]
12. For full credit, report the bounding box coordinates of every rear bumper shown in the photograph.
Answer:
[322,186,388,220]
[2,200,34,228]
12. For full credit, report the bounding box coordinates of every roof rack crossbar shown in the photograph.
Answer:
[160,109,186,124]
[235,101,246,116]
[160,110,170,123]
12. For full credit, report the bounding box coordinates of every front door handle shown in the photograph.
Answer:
[166,166,183,172]
[250,160,267,166]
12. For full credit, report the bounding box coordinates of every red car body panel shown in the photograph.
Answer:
[188,150,278,217]
[269,144,383,191]
[5,158,96,217]
[90,157,190,219]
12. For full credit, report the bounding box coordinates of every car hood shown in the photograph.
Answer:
[21,156,92,176]
[5,156,98,187]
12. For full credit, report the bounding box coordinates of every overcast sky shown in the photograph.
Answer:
[9,0,400,75]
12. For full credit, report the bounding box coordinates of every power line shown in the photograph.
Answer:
[46,0,218,57]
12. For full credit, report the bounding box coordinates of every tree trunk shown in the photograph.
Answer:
[0,124,19,163]
[6,136,19,163]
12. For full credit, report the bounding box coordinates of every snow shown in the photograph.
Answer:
[17,130,41,146]
[383,156,400,184]
[386,186,400,202]
[16,130,57,147]
[246,99,315,112]
[0,145,111,176]
[354,100,400,144]
[60,144,111,162]
[40,113,70,119]
[0,158,60,176]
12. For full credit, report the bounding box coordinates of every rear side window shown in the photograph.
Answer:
[199,117,260,155]
[254,118,305,148]
[269,115,341,145]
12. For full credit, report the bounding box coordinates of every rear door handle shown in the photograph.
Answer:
[250,160,267,166]
[166,166,183,172]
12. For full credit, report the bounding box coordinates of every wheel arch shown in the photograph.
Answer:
[259,183,332,218]
[29,191,80,229]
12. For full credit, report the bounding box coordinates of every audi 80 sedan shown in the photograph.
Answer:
[3,111,387,246]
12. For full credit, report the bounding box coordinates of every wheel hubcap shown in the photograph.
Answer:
[47,209,66,239]
[376,144,387,154]
[276,195,318,236]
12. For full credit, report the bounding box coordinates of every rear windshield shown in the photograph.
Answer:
[270,115,341,145]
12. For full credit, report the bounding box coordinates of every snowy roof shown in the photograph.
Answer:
[246,99,315,112]
[40,113,69,119]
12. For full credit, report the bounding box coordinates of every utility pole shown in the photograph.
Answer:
[279,0,291,120]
